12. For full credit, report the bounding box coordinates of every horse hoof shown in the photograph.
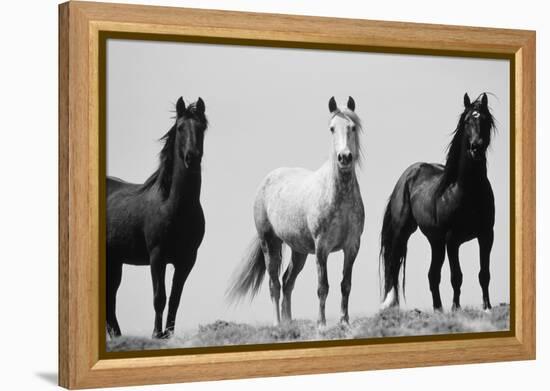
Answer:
[339,316,350,326]
[433,306,444,313]
[162,329,174,339]
[106,327,121,340]
[151,331,164,339]
[451,304,461,312]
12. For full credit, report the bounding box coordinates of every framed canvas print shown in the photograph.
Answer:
[58,1,536,389]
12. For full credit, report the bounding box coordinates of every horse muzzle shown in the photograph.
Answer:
[337,151,353,170]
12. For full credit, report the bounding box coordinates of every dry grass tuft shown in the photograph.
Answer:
[107,303,509,352]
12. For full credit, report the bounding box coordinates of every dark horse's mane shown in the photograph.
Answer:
[435,94,496,198]
[138,102,208,199]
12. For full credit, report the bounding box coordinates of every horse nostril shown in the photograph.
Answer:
[338,152,352,165]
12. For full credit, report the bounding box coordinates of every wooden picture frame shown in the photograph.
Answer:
[59,1,536,389]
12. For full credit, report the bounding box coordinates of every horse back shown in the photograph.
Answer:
[255,167,313,216]
[107,176,137,197]
[253,167,315,252]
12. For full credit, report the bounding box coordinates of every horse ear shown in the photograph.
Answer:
[481,93,488,109]
[176,97,186,118]
[328,96,337,113]
[463,93,471,108]
[196,97,205,115]
[347,96,356,111]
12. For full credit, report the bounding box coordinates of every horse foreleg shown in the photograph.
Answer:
[150,250,167,339]
[262,238,282,326]
[478,231,494,311]
[315,247,329,327]
[106,261,122,338]
[428,239,446,311]
[165,253,196,338]
[446,238,463,311]
[281,251,307,323]
[340,243,359,324]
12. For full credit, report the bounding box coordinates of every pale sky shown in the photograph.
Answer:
[107,39,509,337]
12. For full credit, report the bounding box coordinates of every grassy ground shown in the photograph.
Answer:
[106,303,509,352]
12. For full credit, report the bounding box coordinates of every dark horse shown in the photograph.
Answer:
[380,93,496,312]
[106,97,208,339]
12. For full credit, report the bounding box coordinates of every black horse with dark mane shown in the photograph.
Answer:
[106,97,208,339]
[380,93,496,312]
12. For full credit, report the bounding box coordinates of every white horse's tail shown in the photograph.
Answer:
[226,236,266,303]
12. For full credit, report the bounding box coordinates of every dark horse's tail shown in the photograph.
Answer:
[379,179,416,308]
[226,236,266,303]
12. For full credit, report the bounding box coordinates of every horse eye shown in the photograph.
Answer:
[351,126,356,132]
[330,126,335,133]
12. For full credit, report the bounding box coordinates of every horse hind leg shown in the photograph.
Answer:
[106,260,123,338]
[281,250,307,323]
[260,235,283,326]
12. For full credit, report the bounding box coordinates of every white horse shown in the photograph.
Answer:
[227,96,365,326]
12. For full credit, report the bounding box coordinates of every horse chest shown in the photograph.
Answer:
[452,201,493,237]
[145,206,205,255]
[312,194,364,251]
[427,186,493,244]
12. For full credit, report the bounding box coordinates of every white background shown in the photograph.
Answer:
[0,0,546,390]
